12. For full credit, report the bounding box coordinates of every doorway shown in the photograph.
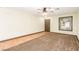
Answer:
[45,19,50,32]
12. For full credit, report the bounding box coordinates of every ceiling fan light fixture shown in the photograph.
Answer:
[42,12,48,16]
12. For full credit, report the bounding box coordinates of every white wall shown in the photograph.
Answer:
[0,8,44,41]
[77,12,79,39]
[50,13,78,38]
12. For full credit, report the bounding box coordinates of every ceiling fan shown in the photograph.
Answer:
[37,7,59,16]
[38,7,59,13]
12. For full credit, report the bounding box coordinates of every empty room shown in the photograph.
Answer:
[0,7,79,51]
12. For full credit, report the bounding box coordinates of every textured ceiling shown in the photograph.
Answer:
[7,7,79,16]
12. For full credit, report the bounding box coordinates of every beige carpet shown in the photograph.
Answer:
[4,32,79,51]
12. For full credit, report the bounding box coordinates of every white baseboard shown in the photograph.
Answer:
[0,31,44,41]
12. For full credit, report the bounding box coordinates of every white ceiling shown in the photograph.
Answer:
[8,7,79,16]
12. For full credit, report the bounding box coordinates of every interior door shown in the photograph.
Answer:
[45,19,50,32]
